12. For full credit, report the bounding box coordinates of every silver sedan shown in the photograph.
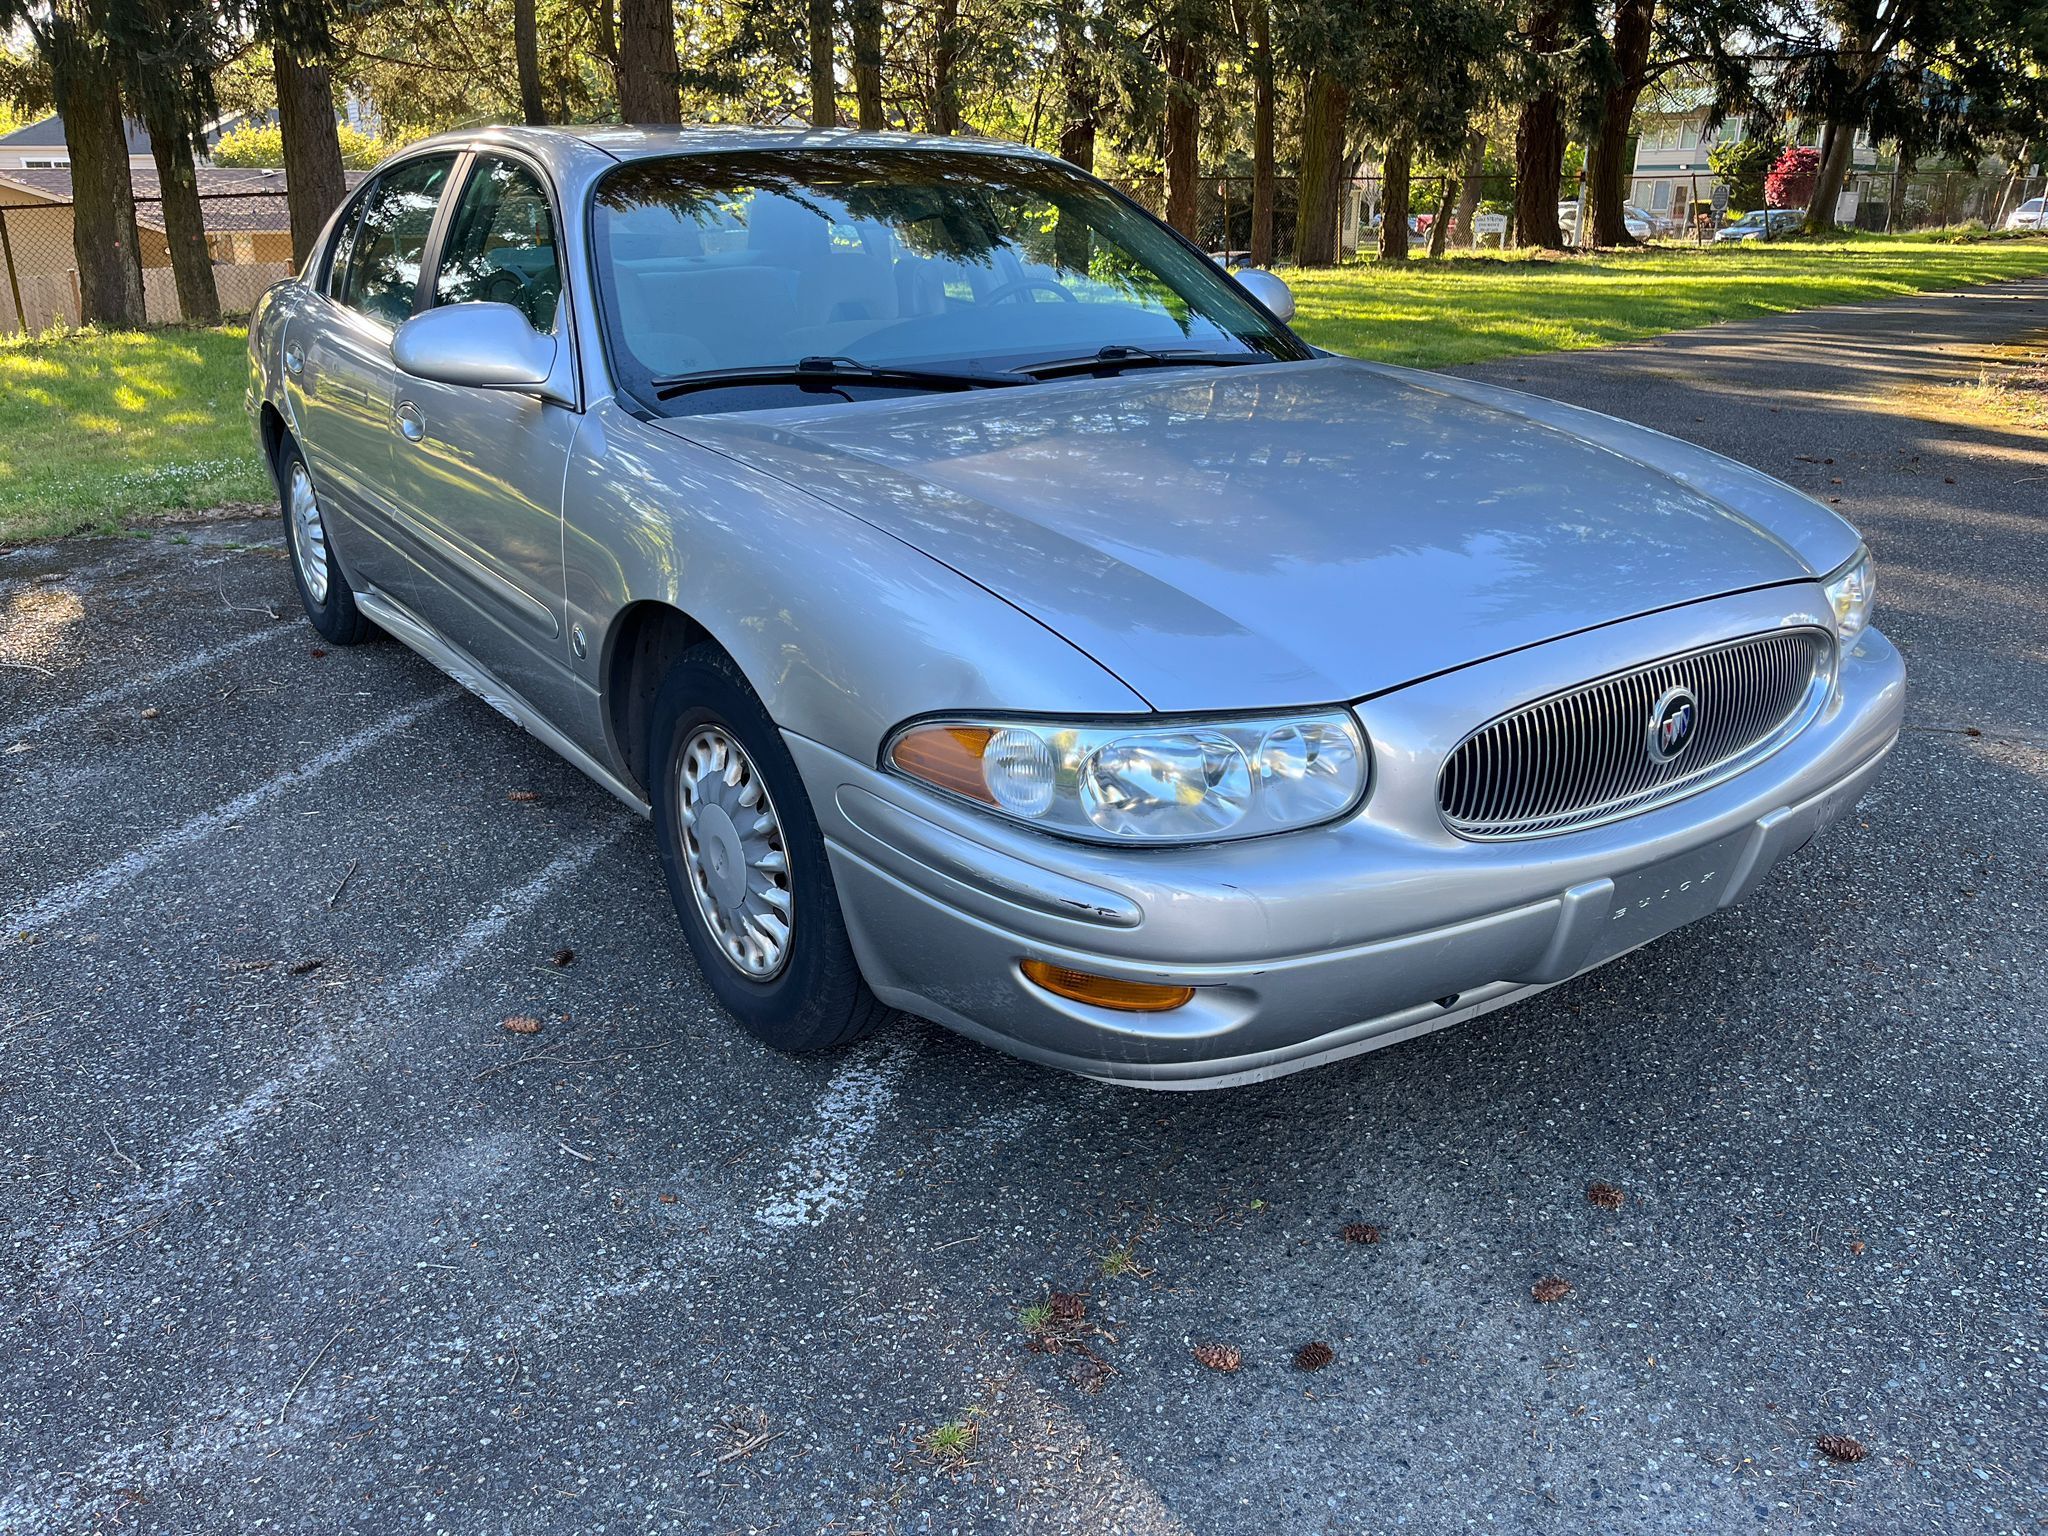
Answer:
[246,127,1903,1088]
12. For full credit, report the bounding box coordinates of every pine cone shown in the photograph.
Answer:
[1340,1223,1383,1245]
[1192,1343,1243,1373]
[1293,1341,1335,1372]
[1816,1434,1868,1464]
[1531,1275,1573,1303]
[1048,1291,1088,1324]
[1587,1182,1625,1210]
[500,1015,543,1035]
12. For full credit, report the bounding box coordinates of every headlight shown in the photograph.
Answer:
[886,711,1369,843]
[1822,547,1875,643]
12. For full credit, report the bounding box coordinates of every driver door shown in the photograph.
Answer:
[384,151,582,721]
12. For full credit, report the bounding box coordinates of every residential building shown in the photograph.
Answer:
[1630,91,1883,222]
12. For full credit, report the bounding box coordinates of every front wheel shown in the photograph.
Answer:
[649,645,886,1054]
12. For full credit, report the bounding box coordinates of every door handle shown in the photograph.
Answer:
[395,401,425,443]
[282,343,304,377]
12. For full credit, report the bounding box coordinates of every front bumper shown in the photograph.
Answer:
[792,587,1905,1088]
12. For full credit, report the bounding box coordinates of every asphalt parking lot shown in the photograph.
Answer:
[4,279,2045,1535]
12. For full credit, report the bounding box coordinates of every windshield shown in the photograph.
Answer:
[590,148,1308,413]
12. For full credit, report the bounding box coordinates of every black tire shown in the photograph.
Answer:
[275,438,375,646]
[648,644,887,1054]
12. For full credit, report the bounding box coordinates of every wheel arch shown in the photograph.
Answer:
[602,600,726,799]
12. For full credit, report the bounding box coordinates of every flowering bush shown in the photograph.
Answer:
[1764,146,1822,211]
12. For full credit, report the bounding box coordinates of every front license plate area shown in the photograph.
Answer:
[1585,829,1751,968]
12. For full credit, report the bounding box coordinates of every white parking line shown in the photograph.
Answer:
[30,830,629,1283]
[3,689,458,935]
[755,1044,909,1228]
[6,624,293,742]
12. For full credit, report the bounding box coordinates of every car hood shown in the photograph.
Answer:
[666,357,1858,711]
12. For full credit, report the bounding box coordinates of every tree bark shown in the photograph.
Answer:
[851,0,883,129]
[1588,0,1650,246]
[808,0,836,127]
[1248,0,1275,266]
[1428,172,1456,257]
[1054,17,1097,270]
[618,0,680,123]
[47,13,146,327]
[1805,119,1857,232]
[1377,138,1411,262]
[515,0,548,124]
[141,96,220,326]
[1454,128,1485,246]
[1162,33,1201,238]
[1293,70,1349,266]
[586,0,620,111]
[929,0,962,134]
[271,43,347,271]
[1513,0,1567,250]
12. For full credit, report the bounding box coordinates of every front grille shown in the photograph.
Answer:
[1438,629,1834,839]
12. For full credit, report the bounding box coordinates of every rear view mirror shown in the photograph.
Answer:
[1233,268,1295,324]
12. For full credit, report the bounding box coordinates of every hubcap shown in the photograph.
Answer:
[288,462,330,605]
[676,725,794,979]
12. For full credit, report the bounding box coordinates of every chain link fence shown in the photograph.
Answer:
[0,189,299,335]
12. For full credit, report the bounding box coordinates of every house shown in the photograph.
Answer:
[1630,90,1883,222]
[0,164,366,330]
[0,112,256,172]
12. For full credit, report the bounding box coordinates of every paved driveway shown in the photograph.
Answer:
[4,280,2044,1535]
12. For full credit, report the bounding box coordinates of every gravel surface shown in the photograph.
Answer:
[3,278,2044,1535]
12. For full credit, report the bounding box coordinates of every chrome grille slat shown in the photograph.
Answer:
[1438,629,1835,840]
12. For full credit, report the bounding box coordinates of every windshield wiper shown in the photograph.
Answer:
[650,355,1033,401]
[1012,344,1277,381]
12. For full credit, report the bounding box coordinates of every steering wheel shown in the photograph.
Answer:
[481,264,538,309]
[979,277,1079,307]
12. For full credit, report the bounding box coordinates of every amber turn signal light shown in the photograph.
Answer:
[1020,959,1195,1013]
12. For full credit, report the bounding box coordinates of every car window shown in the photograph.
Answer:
[336,154,457,328]
[433,155,562,333]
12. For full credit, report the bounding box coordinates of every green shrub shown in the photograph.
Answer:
[210,120,403,171]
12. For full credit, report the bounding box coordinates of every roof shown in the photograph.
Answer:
[0,111,254,155]
[409,123,1053,165]
[0,166,368,231]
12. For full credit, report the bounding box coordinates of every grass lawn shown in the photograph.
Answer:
[1287,231,2048,368]
[2,231,2045,548]
[0,324,270,548]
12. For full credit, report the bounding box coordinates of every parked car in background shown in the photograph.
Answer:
[248,126,1902,1088]
[2004,197,2045,231]
[1558,200,1657,241]
[1715,208,1806,242]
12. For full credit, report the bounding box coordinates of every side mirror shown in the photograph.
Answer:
[393,302,566,403]
[1233,267,1295,324]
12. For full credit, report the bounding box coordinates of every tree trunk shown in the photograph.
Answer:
[1514,92,1565,248]
[1454,128,1485,246]
[1248,0,1275,266]
[141,97,220,326]
[1378,138,1411,262]
[1588,0,1650,246]
[618,0,680,123]
[47,14,145,328]
[929,0,962,134]
[515,0,548,124]
[271,43,347,271]
[1428,173,1455,257]
[851,0,883,129]
[1805,120,1856,232]
[1162,34,1201,238]
[1513,0,1567,250]
[808,0,836,127]
[1293,70,1349,267]
[1054,18,1096,270]
[586,0,620,111]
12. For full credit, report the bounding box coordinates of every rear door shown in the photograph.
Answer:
[291,152,458,593]
[385,150,582,718]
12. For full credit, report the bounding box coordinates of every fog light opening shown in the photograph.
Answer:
[1021,959,1195,1013]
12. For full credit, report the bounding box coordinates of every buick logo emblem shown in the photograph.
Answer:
[1647,686,1697,763]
